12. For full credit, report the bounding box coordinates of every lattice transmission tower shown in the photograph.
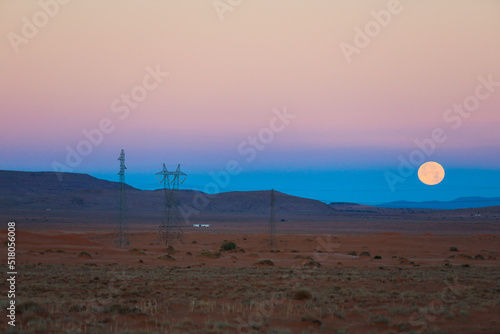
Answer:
[269,189,277,247]
[115,149,129,248]
[156,163,187,245]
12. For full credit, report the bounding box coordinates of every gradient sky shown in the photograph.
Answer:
[1,0,499,205]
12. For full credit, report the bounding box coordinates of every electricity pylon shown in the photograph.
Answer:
[115,149,129,248]
[156,163,186,245]
[269,189,277,247]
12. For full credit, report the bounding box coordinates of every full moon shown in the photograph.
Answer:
[418,161,445,185]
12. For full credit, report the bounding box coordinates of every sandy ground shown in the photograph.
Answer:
[4,230,498,268]
[1,230,499,333]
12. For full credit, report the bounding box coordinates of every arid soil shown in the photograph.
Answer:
[1,230,499,333]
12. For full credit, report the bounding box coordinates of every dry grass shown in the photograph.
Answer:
[1,263,499,333]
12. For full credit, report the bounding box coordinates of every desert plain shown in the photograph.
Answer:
[1,228,499,334]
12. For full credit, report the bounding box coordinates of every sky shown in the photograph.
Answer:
[1,0,500,205]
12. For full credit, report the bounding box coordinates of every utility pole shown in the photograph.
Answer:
[115,149,129,247]
[269,188,276,247]
[156,163,186,245]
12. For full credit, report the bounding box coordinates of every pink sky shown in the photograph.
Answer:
[1,0,499,173]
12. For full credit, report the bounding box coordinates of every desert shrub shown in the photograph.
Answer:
[359,251,371,257]
[293,290,312,300]
[69,304,87,313]
[220,241,237,251]
[166,245,176,254]
[347,251,357,256]
[197,250,221,258]
[474,254,485,260]
[459,254,472,259]
[371,315,390,324]
[374,255,382,259]
[254,259,274,266]
[301,313,321,325]
[303,260,321,268]
[78,251,92,258]
[449,247,458,252]
[18,301,48,316]
[106,304,138,315]
[157,254,176,261]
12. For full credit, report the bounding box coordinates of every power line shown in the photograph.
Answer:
[156,163,187,245]
[268,189,276,247]
[115,149,129,248]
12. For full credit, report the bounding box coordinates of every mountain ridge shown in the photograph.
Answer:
[376,196,500,210]
[1,170,499,234]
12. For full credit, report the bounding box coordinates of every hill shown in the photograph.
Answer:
[1,170,499,234]
[0,170,137,195]
[377,197,500,210]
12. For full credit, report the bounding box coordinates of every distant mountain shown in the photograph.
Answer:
[0,170,137,195]
[1,171,499,234]
[376,197,500,210]
[0,170,336,223]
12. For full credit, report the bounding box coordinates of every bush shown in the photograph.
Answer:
[359,251,371,257]
[78,251,92,258]
[303,260,321,268]
[449,247,458,252]
[197,250,221,258]
[166,245,176,254]
[157,254,176,261]
[374,255,382,259]
[220,241,237,251]
[474,254,485,260]
[301,313,321,325]
[254,259,274,266]
[347,251,357,256]
[18,301,48,316]
[293,290,312,300]
[107,304,138,315]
